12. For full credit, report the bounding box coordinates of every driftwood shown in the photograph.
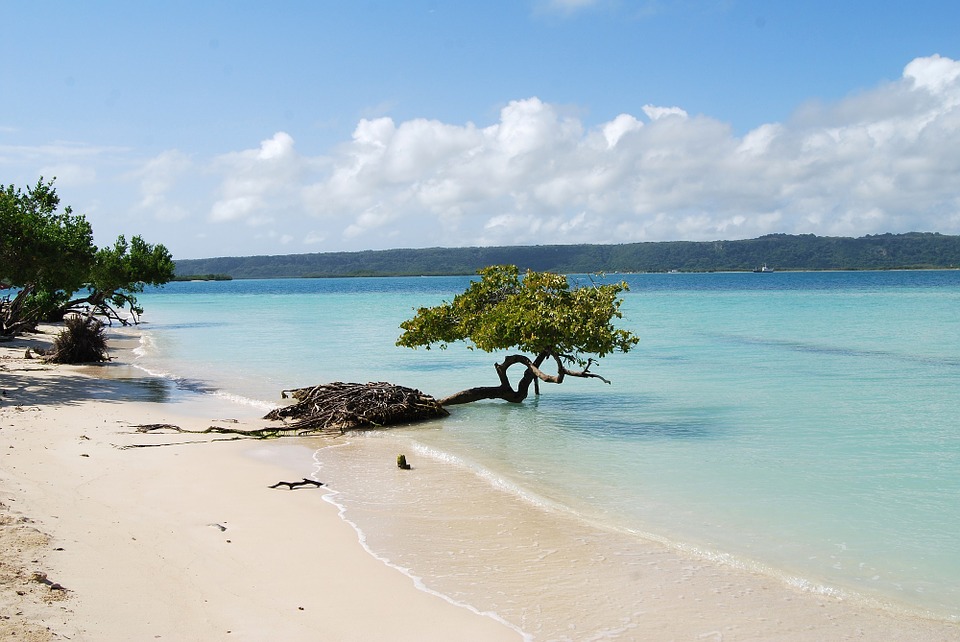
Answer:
[124,382,448,447]
[263,381,449,434]
[268,478,324,490]
[128,423,286,443]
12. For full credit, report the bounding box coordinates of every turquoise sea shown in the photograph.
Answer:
[131,270,960,634]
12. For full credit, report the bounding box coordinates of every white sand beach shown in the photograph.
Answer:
[0,327,521,641]
[2,326,958,641]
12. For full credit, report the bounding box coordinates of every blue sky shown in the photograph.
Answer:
[3,1,960,259]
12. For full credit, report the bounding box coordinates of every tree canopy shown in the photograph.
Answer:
[66,234,176,325]
[1,178,174,336]
[397,265,639,405]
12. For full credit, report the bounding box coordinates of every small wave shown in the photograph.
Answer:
[618,526,960,622]
[133,331,158,359]
[127,361,277,411]
[406,442,571,514]
[395,438,960,626]
[310,445,532,640]
[211,389,277,412]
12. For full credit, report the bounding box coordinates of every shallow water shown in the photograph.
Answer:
[132,271,960,630]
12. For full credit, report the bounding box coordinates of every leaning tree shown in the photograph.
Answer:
[397,264,639,405]
[0,179,95,335]
[60,233,176,326]
[1,178,175,336]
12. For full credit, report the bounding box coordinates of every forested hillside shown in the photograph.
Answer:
[174,233,960,278]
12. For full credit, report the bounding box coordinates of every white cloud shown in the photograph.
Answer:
[602,113,644,148]
[0,142,129,184]
[642,105,688,121]
[904,54,960,95]
[209,131,317,227]
[293,55,960,249]
[54,54,958,258]
[132,150,193,222]
[211,195,258,223]
[36,163,97,187]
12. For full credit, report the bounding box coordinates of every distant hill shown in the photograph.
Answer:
[174,233,960,279]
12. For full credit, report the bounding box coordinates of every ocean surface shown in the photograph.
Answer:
[130,270,960,635]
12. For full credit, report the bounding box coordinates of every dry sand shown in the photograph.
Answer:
[0,328,521,641]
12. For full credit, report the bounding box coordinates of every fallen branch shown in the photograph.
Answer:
[131,423,296,440]
[268,478,324,490]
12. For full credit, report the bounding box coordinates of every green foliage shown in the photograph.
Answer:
[0,179,95,292]
[1,179,96,332]
[1,178,174,335]
[45,315,109,364]
[91,235,175,293]
[397,265,638,366]
[78,234,176,321]
[1,179,97,328]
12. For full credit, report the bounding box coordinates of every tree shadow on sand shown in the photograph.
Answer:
[0,367,174,408]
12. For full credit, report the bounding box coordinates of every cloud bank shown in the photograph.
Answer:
[8,55,960,257]
[213,54,957,251]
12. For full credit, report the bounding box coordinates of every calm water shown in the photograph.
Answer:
[132,271,960,629]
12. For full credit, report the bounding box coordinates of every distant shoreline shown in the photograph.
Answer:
[174,232,960,279]
[172,266,960,281]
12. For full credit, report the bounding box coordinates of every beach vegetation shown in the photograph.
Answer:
[1,179,95,334]
[43,314,110,363]
[397,264,639,405]
[1,178,174,336]
[60,234,176,325]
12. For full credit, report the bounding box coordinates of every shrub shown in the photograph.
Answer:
[45,315,109,364]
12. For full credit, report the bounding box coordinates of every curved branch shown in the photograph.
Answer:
[439,351,609,406]
[549,354,612,385]
[509,353,611,386]
[61,291,141,326]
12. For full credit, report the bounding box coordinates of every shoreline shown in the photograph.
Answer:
[311,431,960,640]
[3,325,958,640]
[0,327,522,641]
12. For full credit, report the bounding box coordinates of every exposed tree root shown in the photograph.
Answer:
[123,382,448,447]
[264,381,449,433]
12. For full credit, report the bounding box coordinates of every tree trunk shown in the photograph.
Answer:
[438,351,611,406]
[438,383,527,405]
[1,285,37,336]
[439,352,548,405]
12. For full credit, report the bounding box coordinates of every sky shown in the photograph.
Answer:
[2,1,960,260]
